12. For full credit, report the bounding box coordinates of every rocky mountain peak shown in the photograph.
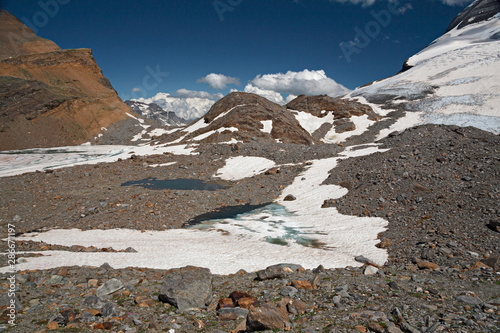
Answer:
[0,9,61,60]
[446,0,500,32]
[0,10,133,151]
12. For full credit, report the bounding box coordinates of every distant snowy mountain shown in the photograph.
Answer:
[348,1,500,135]
[133,92,221,121]
[125,100,188,127]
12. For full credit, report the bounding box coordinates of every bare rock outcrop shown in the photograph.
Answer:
[0,10,134,151]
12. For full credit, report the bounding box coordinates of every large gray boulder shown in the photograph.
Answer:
[158,266,213,311]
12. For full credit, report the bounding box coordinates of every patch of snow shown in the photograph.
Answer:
[424,113,500,134]
[260,120,273,134]
[0,143,197,178]
[148,128,180,137]
[407,16,500,66]
[322,115,373,144]
[349,96,392,117]
[218,138,242,145]
[191,127,239,142]
[148,162,177,168]
[376,112,424,140]
[5,146,389,274]
[215,156,276,181]
[292,111,335,135]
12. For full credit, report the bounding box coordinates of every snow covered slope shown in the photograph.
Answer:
[349,5,500,135]
[125,100,188,127]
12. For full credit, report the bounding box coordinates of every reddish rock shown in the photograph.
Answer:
[237,297,259,309]
[83,308,101,316]
[60,309,76,323]
[87,279,98,288]
[217,298,235,310]
[219,312,238,321]
[46,321,59,330]
[417,261,440,270]
[193,319,204,329]
[135,296,155,307]
[292,280,313,290]
[246,303,289,331]
[229,291,252,303]
[376,238,393,249]
[287,299,307,315]
[367,322,385,333]
[355,325,367,332]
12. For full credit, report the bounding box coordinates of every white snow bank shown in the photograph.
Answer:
[215,156,276,181]
[0,144,197,178]
[292,111,335,135]
[408,15,500,66]
[260,120,273,134]
[5,146,390,274]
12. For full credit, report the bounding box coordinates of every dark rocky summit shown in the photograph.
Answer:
[182,92,314,145]
[446,0,500,32]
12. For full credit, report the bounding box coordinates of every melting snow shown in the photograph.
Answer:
[4,146,389,274]
[292,111,335,135]
[260,120,273,134]
[0,144,197,177]
[215,156,276,181]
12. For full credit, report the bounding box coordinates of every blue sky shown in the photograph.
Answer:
[3,0,472,105]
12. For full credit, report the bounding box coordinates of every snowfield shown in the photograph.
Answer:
[349,14,500,135]
[3,146,388,275]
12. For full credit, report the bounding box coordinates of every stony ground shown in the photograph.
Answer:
[0,124,498,332]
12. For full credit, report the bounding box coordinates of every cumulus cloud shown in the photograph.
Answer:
[243,84,286,104]
[197,73,240,90]
[174,89,223,100]
[249,69,351,98]
[134,91,222,121]
[330,0,471,6]
[439,0,473,5]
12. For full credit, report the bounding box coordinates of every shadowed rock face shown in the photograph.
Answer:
[446,0,500,33]
[286,94,381,121]
[0,10,60,59]
[185,92,314,145]
[0,10,133,151]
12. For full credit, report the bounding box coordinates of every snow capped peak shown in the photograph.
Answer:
[407,13,500,67]
[133,91,222,121]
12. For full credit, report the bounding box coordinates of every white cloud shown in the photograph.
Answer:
[286,94,298,103]
[174,89,223,100]
[249,69,351,98]
[243,84,286,104]
[197,73,240,90]
[439,0,473,5]
[132,87,142,92]
[329,0,471,6]
[134,92,221,121]
[329,0,376,7]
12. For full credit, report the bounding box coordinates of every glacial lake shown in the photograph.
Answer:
[121,177,226,191]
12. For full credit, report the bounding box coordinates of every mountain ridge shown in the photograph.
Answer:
[0,9,135,151]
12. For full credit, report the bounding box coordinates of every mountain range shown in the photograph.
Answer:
[1,1,499,150]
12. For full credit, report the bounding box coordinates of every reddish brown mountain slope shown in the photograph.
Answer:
[0,10,132,151]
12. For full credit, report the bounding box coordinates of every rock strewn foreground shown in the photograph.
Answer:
[0,261,498,332]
